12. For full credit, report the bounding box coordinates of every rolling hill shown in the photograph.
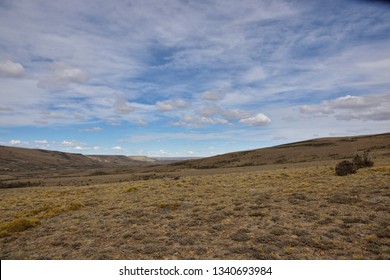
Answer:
[0,146,156,172]
[169,132,390,169]
[1,132,389,174]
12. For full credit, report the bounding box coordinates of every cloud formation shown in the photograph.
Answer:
[0,60,24,78]
[156,99,189,111]
[0,0,389,156]
[239,113,271,127]
[300,94,390,121]
[79,127,103,133]
[37,62,88,89]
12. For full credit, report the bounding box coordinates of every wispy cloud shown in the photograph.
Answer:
[37,62,88,89]
[0,0,389,156]
[156,99,189,111]
[79,127,103,133]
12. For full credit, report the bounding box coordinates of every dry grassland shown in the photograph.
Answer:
[0,161,389,259]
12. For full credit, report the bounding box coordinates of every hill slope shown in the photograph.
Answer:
[1,132,389,173]
[0,146,153,172]
[171,132,390,169]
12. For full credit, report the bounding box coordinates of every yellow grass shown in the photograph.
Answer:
[0,163,389,259]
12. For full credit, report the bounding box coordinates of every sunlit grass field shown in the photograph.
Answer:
[1,162,389,259]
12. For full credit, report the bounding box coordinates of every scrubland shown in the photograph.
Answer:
[1,159,389,260]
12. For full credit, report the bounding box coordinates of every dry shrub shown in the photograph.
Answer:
[335,151,374,176]
[352,151,374,169]
[230,229,251,241]
[335,160,356,176]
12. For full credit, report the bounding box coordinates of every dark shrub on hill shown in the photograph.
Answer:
[352,150,374,169]
[335,160,356,176]
[335,151,374,176]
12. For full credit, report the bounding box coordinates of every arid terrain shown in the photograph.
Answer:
[0,133,389,259]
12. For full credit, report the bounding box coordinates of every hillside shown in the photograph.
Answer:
[1,132,389,175]
[0,146,102,172]
[0,146,154,173]
[171,132,390,169]
[86,155,156,165]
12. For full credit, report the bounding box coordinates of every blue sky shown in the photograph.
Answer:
[0,0,389,157]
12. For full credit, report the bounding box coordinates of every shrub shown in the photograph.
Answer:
[352,150,374,169]
[335,151,374,176]
[335,160,356,176]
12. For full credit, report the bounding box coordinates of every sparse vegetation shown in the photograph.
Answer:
[335,150,374,176]
[0,133,389,259]
[90,171,109,176]
[0,161,389,260]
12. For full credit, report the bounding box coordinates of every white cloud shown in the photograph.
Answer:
[0,105,13,112]
[239,113,271,127]
[112,146,123,150]
[0,60,24,78]
[114,96,134,114]
[200,90,225,101]
[9,139,22,145]
[299,104,333,116]
[300,94,390,121]
[60,140,75,146]
[43,111,66,119]
[241,66,267,84]
[79,127,103,132]
[136,120,148,126]
[172,115,230,128]
[34,140,48,144]
[330,95,383,109]
[198,105,221,117]
[156,99,189,111]
[221,109,252,120]
[37,62,88,89]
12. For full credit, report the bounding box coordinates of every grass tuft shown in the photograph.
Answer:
[0,218,39,237]
[125,186,138,193]
[157,202,181,211]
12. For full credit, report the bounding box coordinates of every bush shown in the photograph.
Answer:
[335,160,356,176]
[335,151,374,176]
[352,150,374,169]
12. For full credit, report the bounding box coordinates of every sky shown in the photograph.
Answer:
[0,0,389,157]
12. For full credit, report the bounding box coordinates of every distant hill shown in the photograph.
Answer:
[170,132,390,169]
[1,132,389,173]
[127,156,159,162]
[0,146,154,172]
[0,146,101,172]
[86,155,157,165]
